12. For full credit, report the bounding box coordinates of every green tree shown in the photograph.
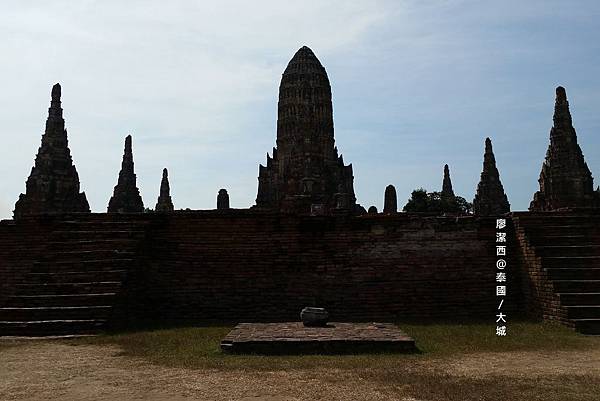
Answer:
[403,189,472,214]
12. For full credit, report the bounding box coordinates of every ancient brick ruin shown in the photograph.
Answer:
[217,189,230,210]
[1,50,599,337]
[473,138,510,216]
[383,185,398,214]
[13,84,90,219]
[255,47,358,215]
[530,87,598,211]
[107,135,144,213]
[441,164,455,198]
[155,168,174,212]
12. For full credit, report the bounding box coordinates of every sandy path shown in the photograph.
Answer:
[1,342,599,400]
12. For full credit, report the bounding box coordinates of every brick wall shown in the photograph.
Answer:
[137,211,516,322]
[0,217,53,306]
[0,211,519,323]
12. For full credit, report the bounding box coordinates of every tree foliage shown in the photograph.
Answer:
[403,188,472,214]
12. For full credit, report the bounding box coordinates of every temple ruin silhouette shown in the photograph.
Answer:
[1,46,599,337]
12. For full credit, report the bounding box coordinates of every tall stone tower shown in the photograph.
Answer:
[155,168,174,212]
[473,138,510,216]
[530,87,597,211]
[107,135,144,213]
[14,83,90,219]
[255,46,356,214]
[441,164,455,198]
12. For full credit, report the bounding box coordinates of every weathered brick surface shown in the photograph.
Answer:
[513,211,600,332]
[221,322,415,354]
[138,212,512,322]
[0,212,519,327]
[0,218,53,307]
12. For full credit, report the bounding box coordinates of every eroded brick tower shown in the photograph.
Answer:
[255,46,357,214]
[14,83,90,218]
[530,87,597,211]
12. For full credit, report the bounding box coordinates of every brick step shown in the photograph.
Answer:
[40,250,135,262]
[553,280,600,293]
[4,293,117,307]
[558,293,600,306]
[522,225,599,236]
[46,239,138,252]
[27,270,127,283]
[546,268,600,280]
[56,220,149,228]
[0,319,107,336]
[573,319,600,335]
[515,216,600,226]
[51,230,145,241]
[542,256,600,269]
[536,245,600,257]
[525,235,596,247]
[16,281,122,296]
[32,259,135,273]
[566,306,600,319]
[0,306,112,321]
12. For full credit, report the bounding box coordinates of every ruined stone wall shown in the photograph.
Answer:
[138,211,517,322]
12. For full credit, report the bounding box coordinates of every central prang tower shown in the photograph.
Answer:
[255,46,357,214]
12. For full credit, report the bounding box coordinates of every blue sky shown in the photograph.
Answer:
[1,1,599,219]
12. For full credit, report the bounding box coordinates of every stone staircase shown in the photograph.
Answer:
[0,219,148,336]
[513,212,600,335]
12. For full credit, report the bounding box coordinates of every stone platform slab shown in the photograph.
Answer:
[220,322,416,354]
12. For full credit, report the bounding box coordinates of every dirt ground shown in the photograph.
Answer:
[1,342,599,401]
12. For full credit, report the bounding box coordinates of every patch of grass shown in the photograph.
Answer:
[400,320,594,355]
[69,320,600,372]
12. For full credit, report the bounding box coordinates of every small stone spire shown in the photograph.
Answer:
[441,164,455,198]
[107,135,144,213]
[14,83,90,218]
[383,185,397,213]
[217,189,230,210]
[155,168,174,212]
[473,138,510,216]
[530,86,596,211]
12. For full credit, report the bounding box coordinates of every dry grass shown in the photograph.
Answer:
[2,321,599,400]
[69,320,597,371]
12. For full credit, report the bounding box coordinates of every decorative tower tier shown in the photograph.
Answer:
[14,83,90,219]
[107,135,144,213]
[473,138,510,216]
[255,46,357,214]
[530,87,597,211]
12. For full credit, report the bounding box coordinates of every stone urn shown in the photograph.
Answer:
[301,307,329,327]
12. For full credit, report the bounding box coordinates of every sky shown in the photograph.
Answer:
[1,0,599,219]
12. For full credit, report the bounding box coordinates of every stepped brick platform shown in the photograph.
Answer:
[220,322,416,354]
[0,217,148,336]
[513,211,600,335]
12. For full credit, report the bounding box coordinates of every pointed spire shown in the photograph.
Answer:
[155,168,174,212]
[553,86,572,129]
[217,189,230,210]
[441,164,455,198]
[530,86,596,211]
[473,138,510,216]
[107,135,144,213]
[14,83,89,218]
[383,185,398,214]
